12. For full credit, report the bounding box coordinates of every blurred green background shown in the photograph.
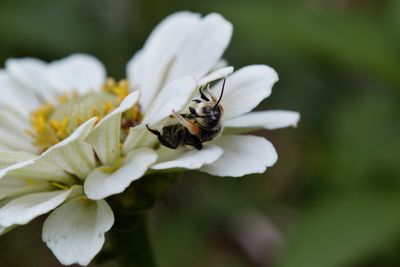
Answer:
[1,0,400,266]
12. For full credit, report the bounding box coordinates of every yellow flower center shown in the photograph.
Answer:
[27,78,142,154]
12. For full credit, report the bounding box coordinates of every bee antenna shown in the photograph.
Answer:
[215,78,226,107]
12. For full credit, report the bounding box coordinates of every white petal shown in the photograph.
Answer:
[84,148,157,200]
[87,91,140,165]
[0,156,72,201]
[0,189,73,227]
[224,110,300,130]
[0,127,35,153]
[123,125,146,153]
[151,145,223,170]
[0,104,31,137]
[0,99,35,152]
[126,50,144,89]
[212,65,279,120]
[0,159,34,179]
[47,54,106,95]
[5,58,55,101]
[168,13,233,81]
[0,155,73,184]
[123,124,157,153]
[127,11,201,112]
[0,71,40,116]
[0,151,35,168]
[200,135,278,177]
[38,118,97,179]
[142,77,197,126]
[127,12,232,112]
[211,59,229,71]
[42,198,114,266]
[0,177,52,201]
[199,66,234,86]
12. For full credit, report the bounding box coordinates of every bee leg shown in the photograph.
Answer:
[172,111,200,136]
[190,140,203,150]
[146,124,162,136]
[180,107,198,120]
[182,128,203,150]
[194,142,203,150]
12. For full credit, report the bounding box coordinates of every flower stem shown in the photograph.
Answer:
[110,212,156,267]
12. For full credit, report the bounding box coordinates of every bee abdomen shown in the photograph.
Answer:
[157,124,185,149]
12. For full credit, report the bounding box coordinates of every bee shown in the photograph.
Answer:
[146,79,226,150]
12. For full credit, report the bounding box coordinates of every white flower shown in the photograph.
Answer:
[0,10,299,266]
[0,54,166,265]
[123,11,300,177]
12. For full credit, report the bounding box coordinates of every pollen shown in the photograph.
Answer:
[27,78,142,154]
[49,116,69,138]
[102,78,129,101]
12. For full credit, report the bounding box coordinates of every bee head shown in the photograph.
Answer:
[194,79,225,129]
[196,102,222,116]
